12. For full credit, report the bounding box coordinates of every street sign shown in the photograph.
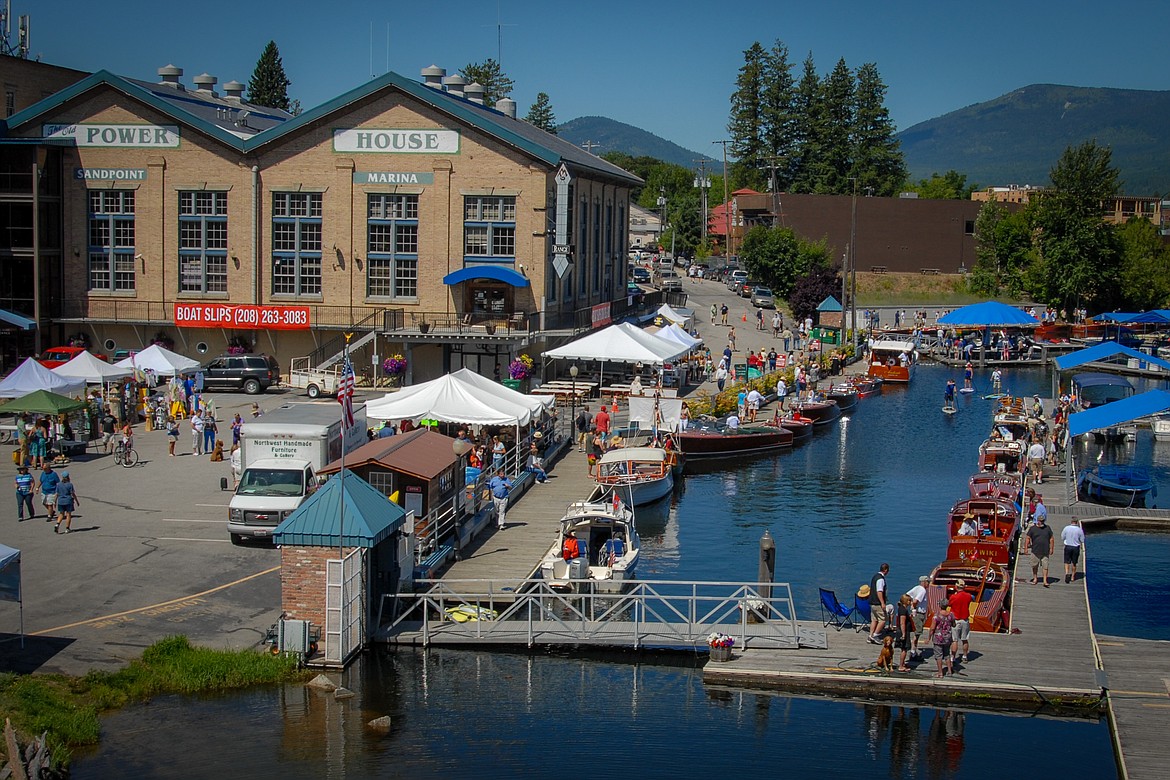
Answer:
[555,164,571,186]
[552,244,571,256]
[553,256,570,278]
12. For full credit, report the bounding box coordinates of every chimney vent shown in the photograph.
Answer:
[192,73,218,96]
[496,97,517,119]
[421,64,445,88]
[464,81,485,104]
[157,64,184,90]
[223,80,245,100]
[442,74,467,97]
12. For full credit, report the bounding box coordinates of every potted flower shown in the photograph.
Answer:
[707,632,735,662]
[418,318,431,334]
[383,354,407,387]
[509,354,534,380]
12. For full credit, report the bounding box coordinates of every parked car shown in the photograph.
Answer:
[726,270,748,291]
[739,281,756,298]
[750,287,776,308]
[38,346,108,369]
[659,271,683,292]
[200,354,281,394]
[626,281,642,296]
[631,267,651,284]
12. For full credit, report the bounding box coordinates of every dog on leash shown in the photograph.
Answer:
[876,635,895,672]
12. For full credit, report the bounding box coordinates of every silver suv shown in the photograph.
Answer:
[726,270,748,291]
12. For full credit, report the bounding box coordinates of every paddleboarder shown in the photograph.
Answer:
[963,361,974,390]
[991,368,1002,394]
[944,379,957,410]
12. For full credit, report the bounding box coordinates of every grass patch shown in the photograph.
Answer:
[0,635,307,766]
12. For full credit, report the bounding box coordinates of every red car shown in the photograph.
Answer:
[38,346,108,369]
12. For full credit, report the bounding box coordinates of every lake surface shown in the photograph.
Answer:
[76,363,1151,778]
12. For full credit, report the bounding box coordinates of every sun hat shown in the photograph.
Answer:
[955,579,966,588]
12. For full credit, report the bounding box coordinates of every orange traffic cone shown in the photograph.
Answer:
[742,312,748,322]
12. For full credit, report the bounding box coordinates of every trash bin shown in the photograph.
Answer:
[502,378,521,390]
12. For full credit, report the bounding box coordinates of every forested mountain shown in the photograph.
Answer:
[557,116,714,169]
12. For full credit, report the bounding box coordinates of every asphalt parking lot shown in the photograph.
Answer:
[0,386,371,675]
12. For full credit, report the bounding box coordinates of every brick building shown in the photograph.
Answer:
[0,64,640,380]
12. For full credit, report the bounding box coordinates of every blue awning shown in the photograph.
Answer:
[1093,312,1140,323]
[1054,342,1170,372]
[937,301,1039,327]
[442,265,531,287]
[1068,390,1170,437]
[0,309,36,330]
[1122,309,1170,324]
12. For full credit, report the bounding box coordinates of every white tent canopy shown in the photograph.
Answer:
[0,357,86,399]
[53,350,132,383]
[451,368,554,418]
[544,323,688,364]
[365,370,550,426]
[659,323,702,350]
[114,344,201,377]
[656,303,693,329]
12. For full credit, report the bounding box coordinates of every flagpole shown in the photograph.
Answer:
[338,333,353,562]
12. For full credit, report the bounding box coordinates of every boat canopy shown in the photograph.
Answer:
[870,339,917,353]
[1068,390,1170,437]
[598,446,667,464]
[937,301,1040,327]
[1054,342,1170,372]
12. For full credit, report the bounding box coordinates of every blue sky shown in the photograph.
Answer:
[27,0,1165,157]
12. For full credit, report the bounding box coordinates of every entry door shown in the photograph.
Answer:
[324,548,365,665]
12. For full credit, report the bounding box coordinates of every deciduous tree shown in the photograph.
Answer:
[1118,217,1170,310]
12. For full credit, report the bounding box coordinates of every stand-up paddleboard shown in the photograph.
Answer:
[942,404,958,415]
[983,391,1009,400]
[959,387,976,394]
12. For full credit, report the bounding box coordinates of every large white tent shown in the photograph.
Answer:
[450,368,554,418]
[655,303,693,330]
[543,322,688,364]
[114,344,201,377]
[53,350,132,384]
[659,323,702,350]
[365,370,550,426]
[0,357,86,399]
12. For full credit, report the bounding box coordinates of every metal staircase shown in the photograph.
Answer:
[305,310,382,370]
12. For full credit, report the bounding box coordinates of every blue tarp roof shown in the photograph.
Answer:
[1054,342,1170,372]
[1094,312,1141,323]
[1068,390,1170,437]
[937,301,1039,326]
[1121,310,1170,324]
[273,469,405,549]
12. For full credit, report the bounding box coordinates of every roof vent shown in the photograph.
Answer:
[496,97,517,119]
[442,74,467,97]
[464,81,485,104]
[223,80,245,100]
[192,73,218,96]
[157,64,184,90]
[421,64,445,88]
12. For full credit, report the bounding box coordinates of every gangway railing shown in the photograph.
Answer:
[376,579,810,650]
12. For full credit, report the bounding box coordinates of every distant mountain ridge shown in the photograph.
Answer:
[557,116,715,169]
[897,84,1170,195]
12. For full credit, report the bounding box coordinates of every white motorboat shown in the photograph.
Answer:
[1153,416,1170,442]
[539,497,641,593]
[591,446,677,506]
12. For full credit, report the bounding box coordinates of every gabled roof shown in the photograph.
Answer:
[273,469,405,549]
[3,68,641,185]
[318,428,458,481]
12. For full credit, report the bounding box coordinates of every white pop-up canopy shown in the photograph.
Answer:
[451,368,554,418]
[0,357,86,399]
[53,350,132,384]
[365,369,551,426]
[544,323,688,364]
[114,344,201,377]
[656,303,693,330]
[659,323,702,350]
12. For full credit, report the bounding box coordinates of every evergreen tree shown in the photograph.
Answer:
[460,59,514,107]
[525,92,557,133]
[850,62,907,197]
[760,40,798,191]
[790,53,824,193]
[727,42,768,190]
[247,41,292,111]
[812,58,855,194]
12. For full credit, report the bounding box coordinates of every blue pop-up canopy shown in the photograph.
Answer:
[0,543,22,648]
[937,301,1040,327]
[1054,342,1170,372]
[1067,390,1170,437]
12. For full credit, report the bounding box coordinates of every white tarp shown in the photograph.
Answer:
[656,303,693,329]
[53,350,133,383]
[450,368,554,417]
[544,322,688,364]
[365,371,545,426]
[114,344,201,377]
[628,395,685,432]
[0,357,86,399]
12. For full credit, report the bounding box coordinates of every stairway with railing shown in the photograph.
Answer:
[302,309,385,370]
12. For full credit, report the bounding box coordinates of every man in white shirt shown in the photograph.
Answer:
[745,388,763,422]
[1028,439,1046,483]
[725,414,740,430]
[1061,518,1086,583]
[958,515,978,536]
[776,378,788,411]
[904,575,929,658]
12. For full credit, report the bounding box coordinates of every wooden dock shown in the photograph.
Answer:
[1097,635,1170,780]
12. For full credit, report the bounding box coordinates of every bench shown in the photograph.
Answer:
[413,543,455,579]
[870,265,887,274]
[920,268,940,275]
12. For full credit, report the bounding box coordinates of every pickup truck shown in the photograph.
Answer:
[286,356,345,398]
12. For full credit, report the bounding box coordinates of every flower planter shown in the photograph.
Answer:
[484,323,496,335]
[419,322,431,334]
[709,645,733,662]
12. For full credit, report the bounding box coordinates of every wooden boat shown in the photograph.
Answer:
[866,339,918,384]
[538,497,641,593]
[774,411,814,443]
[924,559,1010,633]
[590,446,676,506]
[977,437,1026,474]
[846,375,883,398]
[677,421,793,458]
[792,398,841,426]
[945,497,1020,565]
[826,384,859,413]
[1077,464,1156,508]
[968,472,1022,502]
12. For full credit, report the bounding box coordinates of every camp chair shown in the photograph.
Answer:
[853,596,873,631]
[818,588,857,631]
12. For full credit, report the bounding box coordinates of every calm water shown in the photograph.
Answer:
[76,363,1155,778]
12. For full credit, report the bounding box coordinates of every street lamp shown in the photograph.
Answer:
[694,173,711,243]
[656,187,667,253]
[569,364,579,451]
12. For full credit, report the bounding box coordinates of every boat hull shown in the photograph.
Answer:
[678,425,793,457]
[1077,466,1155,508]
[796,400,841,425]
[777,417,814,443]
[826,388,858,413]
[867,363,913,383]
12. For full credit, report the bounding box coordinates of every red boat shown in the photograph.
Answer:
[774,411,814,443]
[792,398,840,426]
[945,497,1020,564]
[969,472,1021,501]
[924,560,1010,633]
[846,375,883,398]
[826,385,859,413]
[977,437,1026,474]
[677,423,793,458]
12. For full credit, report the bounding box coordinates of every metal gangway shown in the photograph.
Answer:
[376,579,828,651]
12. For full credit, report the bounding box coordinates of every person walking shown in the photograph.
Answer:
[576,406,592,453]
[905,575,930,659]
[99,409,117,454]
[489,468,513,530]
[931,604,956,678]
[53,472,80,534]
[36,463,60,525]
[948,580,974,664]
[191,413,205,456]
[1025,512,1055,586]
[720,303,729,325]
[165,416,179,456]
[1061,518,1086,583]
[231,413,243,447]
[867,563,891,643]
[15,465,35,520]
[710,303,717,324]
[755,308,764,331]
[727,327,737,351]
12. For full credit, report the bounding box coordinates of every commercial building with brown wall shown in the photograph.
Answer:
[0,65,640,381]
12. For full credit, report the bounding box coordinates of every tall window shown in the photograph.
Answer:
[578,196,588,297]
[367,194,418,298]
[87,190,135,291]
[463,195,516,259]
[592,201,601,293]
[179,191,228,293]
[272,193,322,296]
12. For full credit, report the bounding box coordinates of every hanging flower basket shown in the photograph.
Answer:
[509,354,534,380]
[383,355,408,376]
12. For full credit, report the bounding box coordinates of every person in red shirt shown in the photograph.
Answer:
[593,407,610,443]
[947,579,974,664]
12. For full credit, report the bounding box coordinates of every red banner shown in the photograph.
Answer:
[591,302,612,329]
[174,303,311,330]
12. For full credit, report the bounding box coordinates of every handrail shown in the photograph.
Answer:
[303,309,385,368]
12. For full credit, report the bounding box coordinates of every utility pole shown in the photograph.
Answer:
[848,179,859,349]
[713,140,732,257]
[580,140,602,155]
[694,160,711,244]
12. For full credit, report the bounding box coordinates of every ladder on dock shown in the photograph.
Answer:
[375,578,827,651]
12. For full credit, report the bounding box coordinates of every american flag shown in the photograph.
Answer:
[338,357,356,428]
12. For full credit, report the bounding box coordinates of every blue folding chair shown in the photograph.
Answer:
[853,596,873,632]
[818,588,857,631]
